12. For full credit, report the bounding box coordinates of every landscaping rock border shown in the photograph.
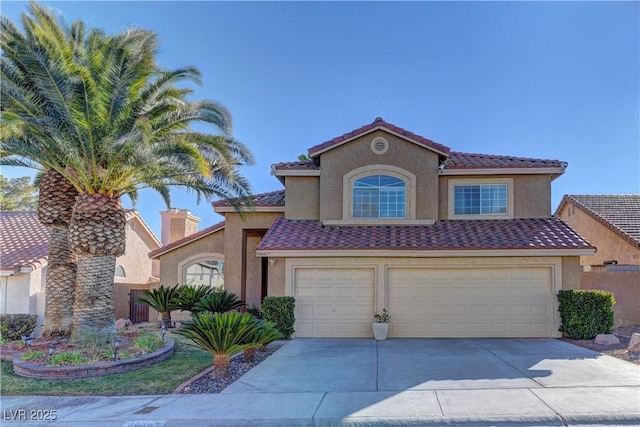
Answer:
[12,338,174,379]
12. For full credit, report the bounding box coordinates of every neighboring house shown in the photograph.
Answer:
[555,194,640,326]
[0,210,160,336]
[150,117,594,338]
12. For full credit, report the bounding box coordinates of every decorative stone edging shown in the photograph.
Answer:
[12,338,174,379]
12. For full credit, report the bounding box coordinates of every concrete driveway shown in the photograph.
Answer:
[223,338,639,393]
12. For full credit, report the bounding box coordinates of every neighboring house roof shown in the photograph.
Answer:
[307,117,451,157]
[0,211,49,274]
[149,221,225,259]
[272,160,319,171]
[555,194,640,249]
[212,190,286,211]
[257,217,594,255]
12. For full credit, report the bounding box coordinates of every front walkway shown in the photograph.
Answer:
[2,338,639,426]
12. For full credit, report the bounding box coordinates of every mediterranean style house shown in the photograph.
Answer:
[150,118,594,338]
[0,210,160,335]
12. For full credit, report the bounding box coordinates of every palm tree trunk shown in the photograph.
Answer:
[68,192,126,343]
[42,226,77,336]
[213,353,231,379]
[37,170,78,338]
[160,312,172,329]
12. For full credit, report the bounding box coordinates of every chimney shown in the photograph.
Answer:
[160,209,200,245]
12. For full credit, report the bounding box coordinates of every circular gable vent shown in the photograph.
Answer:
[371,137,389,155]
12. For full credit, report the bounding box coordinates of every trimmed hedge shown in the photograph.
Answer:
[262,296,295,339]
[557,290,615,339]
[0,314,38,341]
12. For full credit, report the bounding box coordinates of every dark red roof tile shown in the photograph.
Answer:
[257,218,593,252]
[0,211,49,272]
[445,152,563,169]
[308,118,451,157]
[272,161,320,171]
[212,190,285,208]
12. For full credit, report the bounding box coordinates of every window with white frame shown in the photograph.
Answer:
[454,184,507,215]
[114,265,126,278]
[184,260,224,288]
[353,175,406,218]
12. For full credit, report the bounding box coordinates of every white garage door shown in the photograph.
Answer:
[388,267,552,338]
[295,268,374,337]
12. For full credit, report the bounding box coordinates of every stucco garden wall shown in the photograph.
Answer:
[581,271,640,327]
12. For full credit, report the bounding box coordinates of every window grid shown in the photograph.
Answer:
[353,175,406,219]
[185,260,224,288]
[454,184,507,215]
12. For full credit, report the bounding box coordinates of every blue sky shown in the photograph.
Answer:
[2,1,638,239]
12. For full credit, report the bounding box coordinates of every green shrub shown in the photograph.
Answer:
[20,350,44,361]
[261,296,295,339]
[137,285,182,328]
[0,314,38,341]
[133,332,163,353]
[558,290,615,339]
[49,351,86,366]
[194,289,245,314]
[173,284,215,312]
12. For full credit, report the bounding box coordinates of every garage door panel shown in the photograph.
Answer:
[295,268,374,338]
[389,267,552,338]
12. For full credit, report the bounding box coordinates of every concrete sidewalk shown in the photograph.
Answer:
[2,338,639,426]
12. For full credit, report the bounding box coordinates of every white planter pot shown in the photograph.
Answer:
[373,322,389,341]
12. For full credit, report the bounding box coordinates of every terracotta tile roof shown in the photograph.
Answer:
[149,221,225,258]
[0,211,49,273]
[272,160,320,171]
[257,217,593,252]
[444,152,563,170]
[212,190,285,208]
[558,195,640,248]
[307,117,451,157]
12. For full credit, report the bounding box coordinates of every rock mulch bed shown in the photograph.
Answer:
[178,342,285,394]
[561,325,640,365]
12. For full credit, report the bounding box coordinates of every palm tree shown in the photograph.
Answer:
[193,289,246,314]
[136,285,181,329]
[173,284,215,313]
[1,2,253,342]
[176,311,263,378]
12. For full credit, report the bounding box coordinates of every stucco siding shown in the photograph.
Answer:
[438,174,552,219]
[285,176,320,219]
[561,257,582,290]
[116,221,158,285]
[557,205,640,266]
[319,130,440,221]
[223,212,282,301]
[114,283,150,320]
[157,230,225,288]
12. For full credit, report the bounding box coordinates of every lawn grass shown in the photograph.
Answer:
[0,333,212,396]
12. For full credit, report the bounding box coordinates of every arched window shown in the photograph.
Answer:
[184,260,224,289]
[114,265,126,278]
[353,175,406,218]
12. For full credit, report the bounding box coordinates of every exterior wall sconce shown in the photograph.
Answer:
[269,259,277,266]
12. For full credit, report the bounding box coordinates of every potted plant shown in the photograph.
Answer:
[373,309,391,340]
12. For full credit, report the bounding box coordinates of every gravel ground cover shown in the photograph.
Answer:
[179,343,285,394]
[561,325,640,365]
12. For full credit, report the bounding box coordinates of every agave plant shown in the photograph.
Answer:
[136,285,181,329]
[242,320,283,363]
[176,311,262,378]
[173,284,215,313]
[193,289,246,314]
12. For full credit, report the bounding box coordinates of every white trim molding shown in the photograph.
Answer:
[342,164,417,221]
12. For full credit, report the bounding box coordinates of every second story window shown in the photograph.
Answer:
[454,184,507,215]
[353,175,406,218]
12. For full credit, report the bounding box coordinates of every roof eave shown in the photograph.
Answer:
[441,167,566,176]
[149,225,225,259]
[256,248,596,258]
[213,206,285,214]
